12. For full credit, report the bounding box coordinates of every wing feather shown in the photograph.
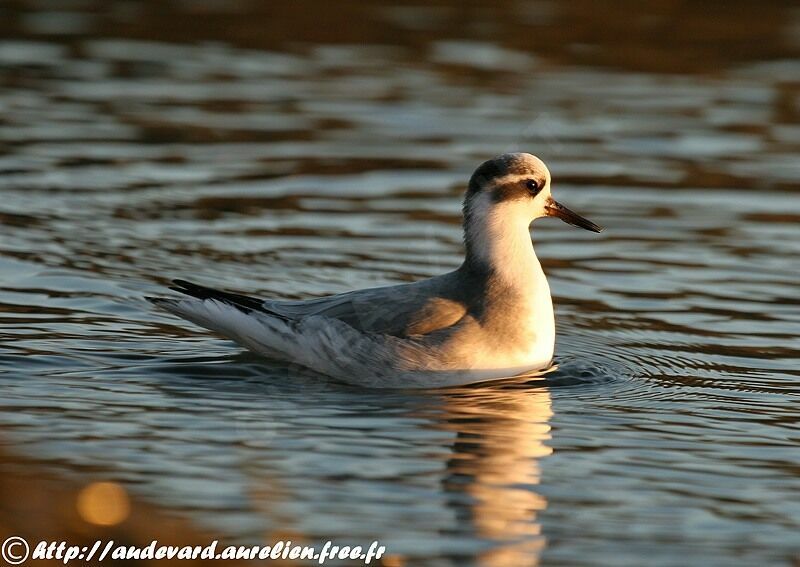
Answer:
[161,273,467,337]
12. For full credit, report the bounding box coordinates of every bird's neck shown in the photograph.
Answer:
[463,202,544,288]
[461,199,556,368]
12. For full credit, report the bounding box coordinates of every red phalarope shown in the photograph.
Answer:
[149,153,603,388]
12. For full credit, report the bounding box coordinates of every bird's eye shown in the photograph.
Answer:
[525,179,541,194]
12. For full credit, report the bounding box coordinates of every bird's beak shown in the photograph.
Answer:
[545,197,603,233]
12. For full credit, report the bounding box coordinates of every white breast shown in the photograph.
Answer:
[463,197,557,372]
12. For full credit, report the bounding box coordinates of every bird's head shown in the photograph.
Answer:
[464,153,603,233]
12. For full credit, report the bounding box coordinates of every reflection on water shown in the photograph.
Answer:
[436,385,552,567]
[1,0,800,565]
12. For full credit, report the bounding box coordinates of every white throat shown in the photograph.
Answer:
[463,195,556,369]
[465,199,543,286]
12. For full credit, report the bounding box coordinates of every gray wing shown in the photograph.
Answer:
[262,272,468,337]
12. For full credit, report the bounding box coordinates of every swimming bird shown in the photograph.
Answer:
[149,153,602,388]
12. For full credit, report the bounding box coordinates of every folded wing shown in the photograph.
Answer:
[164,275,468,338]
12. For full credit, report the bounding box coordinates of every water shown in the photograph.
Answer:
[2,1,800,565]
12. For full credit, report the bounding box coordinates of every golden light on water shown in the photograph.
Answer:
[76,481,130,526]
[434,386,553,567]
[381,555,405,567]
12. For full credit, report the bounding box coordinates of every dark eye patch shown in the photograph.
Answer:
[488,177,544,204]
[525,179,542,195]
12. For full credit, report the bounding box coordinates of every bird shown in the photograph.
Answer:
[149,153,602,388]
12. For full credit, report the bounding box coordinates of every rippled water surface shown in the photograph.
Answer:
[1,1,800,565]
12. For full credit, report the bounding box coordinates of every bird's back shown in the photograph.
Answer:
[261,270,469,337]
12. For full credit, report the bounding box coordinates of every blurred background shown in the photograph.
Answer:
[1,1,799,566]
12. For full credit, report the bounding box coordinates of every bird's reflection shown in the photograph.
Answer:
[434,380,553,566]
[147,358,555,564]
